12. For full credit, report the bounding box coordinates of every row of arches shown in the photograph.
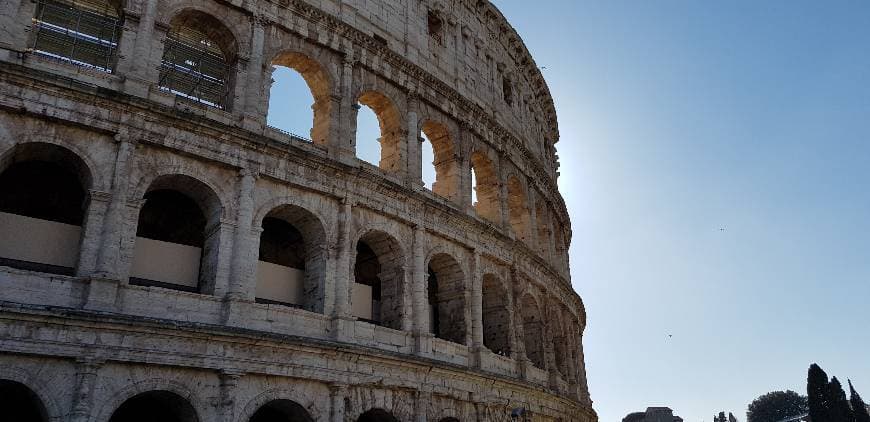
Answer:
[0,141,581,378]
[21,0,566,264]
[1,378,423,422]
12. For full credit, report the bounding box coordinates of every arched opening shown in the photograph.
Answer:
[352,231,405,330]
[109,390,198,422]
[0,380,48,422]
[130,175,222,294]
[267,52,331,146]
[470,151,499,223]
[420,121,459,201]
[357,409,400,422]
[159,10,237,109]
[256,205,327,312]
[520,295,545,369]
[0,143,91,275]
[427,253,467,344]
[30,0,124,72]
[507,176,531,243]
[250,399,314,422]
[356,91,403,173]
[535,199,552,258]
[481,274,511,356]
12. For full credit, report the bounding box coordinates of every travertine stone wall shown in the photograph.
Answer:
[0,0,594,421]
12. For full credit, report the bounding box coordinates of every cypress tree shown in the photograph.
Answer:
[850,380,870,422]
[809,364,831,422]
[829,376,855,422]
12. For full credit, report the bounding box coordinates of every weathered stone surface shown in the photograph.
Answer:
[0,1,594,421]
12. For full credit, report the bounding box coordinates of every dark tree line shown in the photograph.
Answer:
[808,363,870,422]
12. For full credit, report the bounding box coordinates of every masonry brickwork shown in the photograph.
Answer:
[0,1,595,421]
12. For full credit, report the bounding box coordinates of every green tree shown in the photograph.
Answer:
[828,377,855,422]
[808,364,832,422]
[746,390,808,422]
[850,380,870,422]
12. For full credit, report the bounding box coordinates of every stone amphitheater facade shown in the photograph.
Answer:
[0,1,595,422]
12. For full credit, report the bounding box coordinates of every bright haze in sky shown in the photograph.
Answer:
[266,1,870,421]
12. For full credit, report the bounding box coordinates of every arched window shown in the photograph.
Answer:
[0,143,91,275]
[357,409,400,422]
[352,231,405,330]
[267,52,331,146]
[159,11,236,109]
[250,399,314,422]
[356,91,403,173]
[30,0,123,72]
[507,176,531,243]
[420,121,459,201]
[256,205,326,312]
[427,253,467,344]
[130,175,222,293]
[481,274,511,356]
[109,391,198,422]
[470,151,499,223]
[520,295,545,369]
[0,380,48,422]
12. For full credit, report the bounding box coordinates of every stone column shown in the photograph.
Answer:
[412,226,432,355]
[219,370,243,422]
[497,154,510,233]
[85,136,136,311]
[95,137,135,278]
[0,0,33,54]
[405,93,422,188]
[228,167,257,301]
[122,0,159,97]
[470,249,484,368]
[76,191,111,277]
[414,390,431,422]
[329,383,348,422]
[333,57,357,164]
[458,123,474,213]
[241,15,268,131]
[526,189,539,252]
[69,358,103,422]
[332,199,354,341]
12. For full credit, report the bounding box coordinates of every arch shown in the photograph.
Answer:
[469,151,499,224]
[357,91,404,174]
[426,252,467,344]
[267,51,333,147]
[30,0,124,72]
[130,174,223,294]
[0,143,93,275]
[249,399,314,422]
[519,294,545,369]
[158,9,238,109]
[420,120,459,201]
[256,204,328,313]
[507,176,531,243]
[0,379,49,422]
[481,273,511,356]
[352,230,406,330]
[108,390,199,422]
[357,408,400,422]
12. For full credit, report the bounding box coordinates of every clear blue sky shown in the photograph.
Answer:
[267,2,870,420]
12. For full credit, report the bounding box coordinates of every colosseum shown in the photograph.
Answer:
[0,0,594,421]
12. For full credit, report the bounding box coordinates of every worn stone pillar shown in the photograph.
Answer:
[414,390,431,422]
[241,15,268,130]
[122,0,159,97]
[69,358,103,422]
[329,383,348,422]
[228,167,257,301]
[470,250,484,360]
[412,225,432,356]
[219,370,243,422]
[405,93,422,188]
[0,0,33,54]
[76,191,111,277]
[95,137,135,278]
[332,199,354,341]
[334,57,357,164]
[497,154,511,233]
[526,189,539,253]
[458,123,474,213]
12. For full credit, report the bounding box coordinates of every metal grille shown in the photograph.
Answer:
[158,26,230,109]
[31,0,122,73]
